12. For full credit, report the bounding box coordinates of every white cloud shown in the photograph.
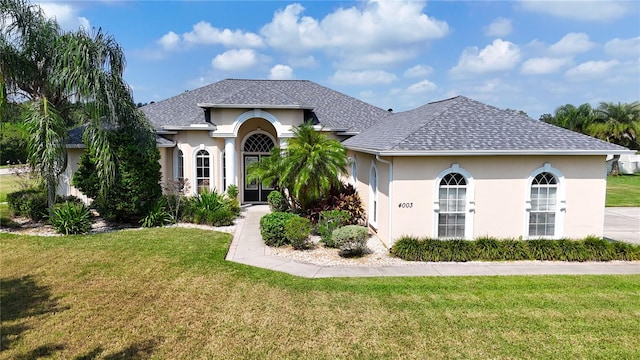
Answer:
[156,21,264,52]
[329,70,397,86]
[183,21,264,48]
[520,0,630,22]
[484,18,512,37]
[404,64,434,78]
[604,36,640,57]
[37,2,90,30]
[521,57,572,74]
[260,1,448,68]
[158,31,180,51]
[406,79,437,93]
[269,64,294,80]
[288,55,317,68]
[565,60,620,80]
[211,49,259,71]
[450,39,521,75]
[549,33,596,55]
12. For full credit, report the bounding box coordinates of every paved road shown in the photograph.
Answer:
[604,207,640,244]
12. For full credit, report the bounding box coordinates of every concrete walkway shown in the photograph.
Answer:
[226,205,640,278]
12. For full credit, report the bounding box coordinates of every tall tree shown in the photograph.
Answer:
[541,103,595,134]
[0,0,155,213]
[589,101,640,150]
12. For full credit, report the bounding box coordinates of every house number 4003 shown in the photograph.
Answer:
[398,202,413,208]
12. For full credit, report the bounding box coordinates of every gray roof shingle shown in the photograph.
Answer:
[141,79,390,132]
[342,96,628,153]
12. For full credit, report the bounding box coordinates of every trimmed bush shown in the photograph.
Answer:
[226,184,239,199]
[267,191,289,212]
[318,210,351,248]
[390,236,640,262]
[285,216,313,250]
[50,201,92,235]
[260,212,298,247]
[333,225,369,257]
[7,188,48,221]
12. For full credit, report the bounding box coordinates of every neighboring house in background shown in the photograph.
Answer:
[61,79,632,247]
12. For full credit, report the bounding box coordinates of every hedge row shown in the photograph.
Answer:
[390,236,640,262]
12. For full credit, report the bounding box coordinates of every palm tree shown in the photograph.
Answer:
[1,0,154,212]
[282,123,348,211]
[246,123,349,212]
[589,101,640,150]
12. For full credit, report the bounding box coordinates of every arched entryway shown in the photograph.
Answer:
[242,130,276,202]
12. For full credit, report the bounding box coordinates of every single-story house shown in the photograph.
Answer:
[61,79,631,247]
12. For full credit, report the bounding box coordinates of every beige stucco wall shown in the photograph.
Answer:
[170,130,224,193]
[350,153,608,246]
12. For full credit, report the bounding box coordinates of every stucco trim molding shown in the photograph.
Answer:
[432,163,475,240]
[210,109,291,138]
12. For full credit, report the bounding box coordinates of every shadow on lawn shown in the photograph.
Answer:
[74,339,159,360]
[0,275,69,354]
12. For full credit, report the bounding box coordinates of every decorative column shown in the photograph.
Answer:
[278,138,288,149]
[224,138,236,190]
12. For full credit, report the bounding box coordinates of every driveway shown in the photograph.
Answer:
[604,207,640,245]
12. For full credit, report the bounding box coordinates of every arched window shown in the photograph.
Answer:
[195,149,211,193]
[434,164,474,239]
[177,149,184,181]
[438,173,467,238]
[369,163,378,227]
[528,172,558,237]
[526,164,565,239]
[351,157,357,185]
[243,133,275,152]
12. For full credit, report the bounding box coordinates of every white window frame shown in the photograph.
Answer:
[193,145,212,194]
[524,163,565,239]
[433,164,475,239]
[369,161,378,228]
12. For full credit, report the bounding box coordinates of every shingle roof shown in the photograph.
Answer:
[141,79,390,132]
[65,125,175,148]
[342,96,628,154]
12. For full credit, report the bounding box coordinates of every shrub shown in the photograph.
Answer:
[72,126,162,223]
[140,198,174,228]
[285,216,313,250]
[390,235,425,261]
[267,191,289,212]
[226,197,241,217]
[318,210,351,248]
[260,212,298,247]
[226,184,239,199]
[333,225,369,257]
[307,183,365,225]
[7,188,48,221]
[390,236,640,262]
[50,201,92,235]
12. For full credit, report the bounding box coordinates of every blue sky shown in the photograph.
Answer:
[37,0,639,118]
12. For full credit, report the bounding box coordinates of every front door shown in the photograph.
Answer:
[242,132,275,203]
[243,154,273,202]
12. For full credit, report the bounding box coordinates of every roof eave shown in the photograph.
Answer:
[344,146,635,157]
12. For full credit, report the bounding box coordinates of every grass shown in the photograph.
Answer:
[2,228,639,359]
[606,174,640,207]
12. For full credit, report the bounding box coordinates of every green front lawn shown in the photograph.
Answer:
[2,228,639,359]
[607,174,640,207]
